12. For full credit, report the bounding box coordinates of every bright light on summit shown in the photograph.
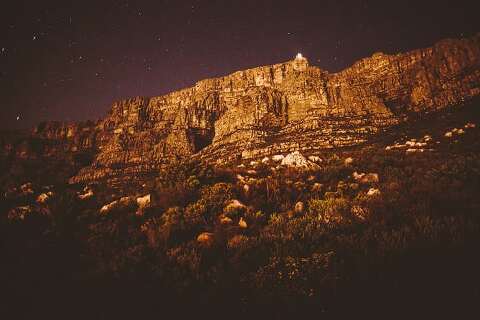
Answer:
[296,53,304,59]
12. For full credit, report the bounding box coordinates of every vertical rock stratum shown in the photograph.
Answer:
[2,34,479,186]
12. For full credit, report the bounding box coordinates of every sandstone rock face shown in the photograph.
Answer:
[3,34,480,187]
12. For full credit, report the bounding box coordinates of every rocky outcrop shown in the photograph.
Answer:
[3,34,480,187]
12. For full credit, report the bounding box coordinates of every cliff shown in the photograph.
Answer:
[4,34,480,187]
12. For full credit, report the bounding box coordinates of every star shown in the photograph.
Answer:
[16,115,20,121]
[32,35,37,40]
[1,47,5,53]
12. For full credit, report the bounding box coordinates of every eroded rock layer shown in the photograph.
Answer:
[4,34,480,186]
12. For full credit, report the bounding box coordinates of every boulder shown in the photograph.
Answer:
[137,194,151,208]
[100,200,118,214]
[238,217,248,228]
[99,196,134,214]
[367,188,381,197]
[197,232,215,246]
[272,154,285,162]
[308,155,322,163]
[353,172,379,184]
[136,194,151,216]
[281,151,315,168]
[344,157,354,165]
[294,201,305,214]
[311,183,323,192]
[36,193,50,204]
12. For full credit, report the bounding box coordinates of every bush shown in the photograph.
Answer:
[308,198,351,224]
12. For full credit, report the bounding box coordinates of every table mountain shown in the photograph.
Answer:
[2,33,479,187]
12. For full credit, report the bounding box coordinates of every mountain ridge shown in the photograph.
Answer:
[1,33,479,188]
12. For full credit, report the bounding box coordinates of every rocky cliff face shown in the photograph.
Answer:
[5,34,479,186]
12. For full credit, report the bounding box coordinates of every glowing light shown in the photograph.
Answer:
[296,53,303,59]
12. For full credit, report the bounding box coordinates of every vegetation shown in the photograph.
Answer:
[1,106,480,319]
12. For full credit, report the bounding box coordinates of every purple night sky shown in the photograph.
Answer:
[1,0,479,130]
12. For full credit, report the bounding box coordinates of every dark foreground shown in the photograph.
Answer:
[1,104,480,319]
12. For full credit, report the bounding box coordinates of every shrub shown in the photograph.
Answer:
[308,198,350,224]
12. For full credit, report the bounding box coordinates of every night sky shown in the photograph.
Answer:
[1,0,479,130]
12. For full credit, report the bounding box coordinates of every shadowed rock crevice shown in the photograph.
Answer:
[189,128,215,152]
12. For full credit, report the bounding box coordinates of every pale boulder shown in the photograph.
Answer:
[36,193,50,204]
[294,201,305,214]
[197,232,215,246]
[281,151,315,168]
[308,155,322,163]
[367,188,381,197]
[136,194,151,216]
[100,200,118,214]
[311,183,323,192]
[353,172,379,184]
[344,157,354,165]
[238,217,248,229]
[272,154,285,162]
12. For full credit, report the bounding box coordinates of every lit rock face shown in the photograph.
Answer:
[4,34,479,186]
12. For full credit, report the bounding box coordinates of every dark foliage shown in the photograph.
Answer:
[1,105,480,319]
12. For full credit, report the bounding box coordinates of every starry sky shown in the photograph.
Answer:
[1,0,479,130]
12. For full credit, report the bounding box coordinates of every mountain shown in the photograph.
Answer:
[1,34,479,189]
[2,34,480,319]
